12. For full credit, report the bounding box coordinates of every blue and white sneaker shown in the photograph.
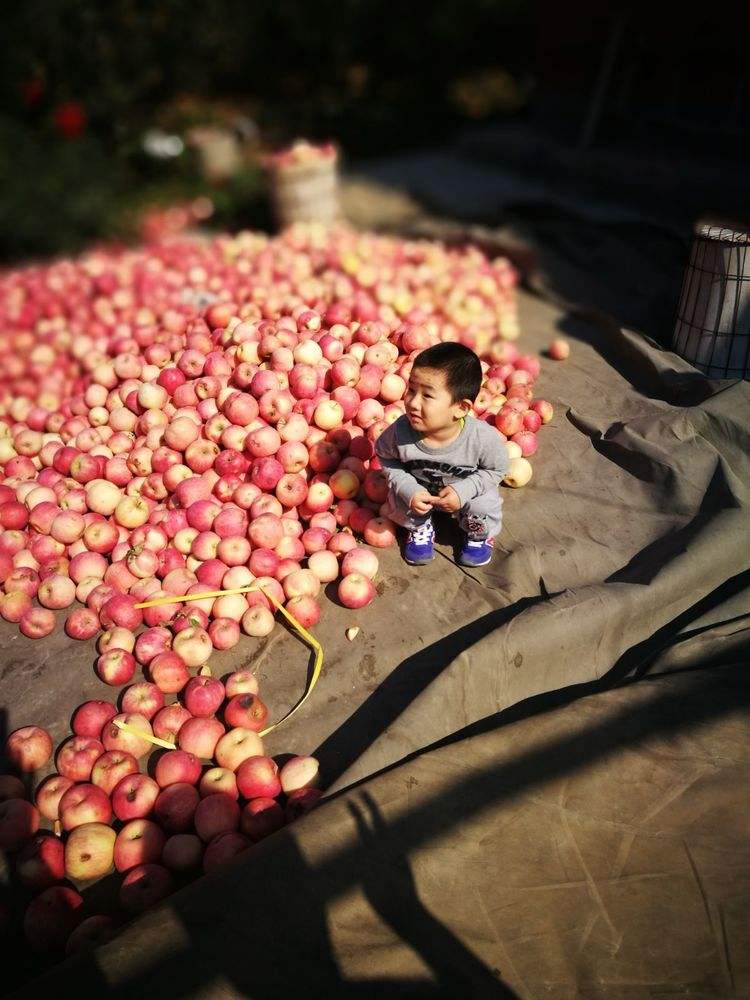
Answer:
[404,518,435,565]
[459,536,494,567]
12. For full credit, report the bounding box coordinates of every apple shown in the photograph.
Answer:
[120,863,173,914]
[114,818,166,872]
[194,793,240,842]
[155,749,201,788]
[213,727,264,772]
[338,572,375,609]
[59,783,112,831]
[91,750,139,795]
[224,694,268,733]
[280,755,320,794]
[162,833,204,872]
[56,736,105,782]
[35,774,74,822]
[112,773,160,821]
[235,756,281,799]
[183,675,225,717]
[65,914,115,956]
[341,546,379,580]
[547,338,570,360]
[6,726,53,772]
[0,798,40,851]
[172,625,212,667]
[199,767,238,799]
[149,650,191,694]
[223,670,260,698]
[177,717,225,759]
[203,831,249,874]
[23,885,83,952]
[72,700,118,739]
[306,549,340,583]
[64,822,116,880]
[154,782,200,832]
[102,713,154,757]
[363,517,397,548]
[17,832,65,890]
[240,798,285,841]
[503,456,533,488]
[286,787,323,821]
[329,469,359,500]
[0,774,26,802]
[152,703,192,743]
[121,681,165,720]
[98,625,136,654]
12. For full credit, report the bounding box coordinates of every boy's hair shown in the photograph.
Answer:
[411,343,483,403]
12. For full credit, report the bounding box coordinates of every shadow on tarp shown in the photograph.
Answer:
[19,659,749,999]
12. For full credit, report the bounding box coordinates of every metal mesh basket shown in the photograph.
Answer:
[672,222,750,379]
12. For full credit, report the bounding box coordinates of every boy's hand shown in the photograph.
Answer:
[409,490,434,515]
[432,486,461,513]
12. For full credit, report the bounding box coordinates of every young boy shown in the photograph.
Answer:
[375,342,508,567]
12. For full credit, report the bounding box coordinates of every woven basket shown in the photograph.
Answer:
[673,222,750,379]
[268,155,340,229]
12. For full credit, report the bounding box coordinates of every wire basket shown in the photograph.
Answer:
[268,155,340,229]
[672,222,750,379]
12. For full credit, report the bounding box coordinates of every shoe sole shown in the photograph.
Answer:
[458,555,492,567]
[404,554,435,565]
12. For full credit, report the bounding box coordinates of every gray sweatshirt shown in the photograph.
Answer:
[375,415,509,508]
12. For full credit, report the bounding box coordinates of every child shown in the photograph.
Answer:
[375,342,508,567]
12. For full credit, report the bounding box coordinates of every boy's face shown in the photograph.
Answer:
[404,367,470,435]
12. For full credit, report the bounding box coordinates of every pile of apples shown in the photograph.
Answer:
[0,223,551,651]
[1,679,321,955]
[0,220,559,957]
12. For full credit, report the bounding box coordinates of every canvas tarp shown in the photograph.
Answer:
[4,288,749,997]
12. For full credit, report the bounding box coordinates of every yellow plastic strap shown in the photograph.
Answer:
[112,719,177,751]
[132,582,323,738]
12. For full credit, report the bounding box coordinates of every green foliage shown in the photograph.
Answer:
[0,0,530,259]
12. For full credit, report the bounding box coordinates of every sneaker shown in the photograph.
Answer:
[404,518,435,565]
[459,536,494,567]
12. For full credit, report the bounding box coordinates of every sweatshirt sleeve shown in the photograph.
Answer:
[450,425,509,506]
[374,421,423,507]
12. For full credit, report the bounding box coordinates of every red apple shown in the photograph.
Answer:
[194,793,240,842]
[162,833,204,872]
[240,798,285,841]
[203,831,249,873]
[91,750,139,795]
[183,675,225,718]
[154,782,199,832]
[59,783,112,831]
[236,756,281,800]
[24,885,83,952]
[114,818,166,872]
[152,703,192,743]
[111,773,160,821]
[120,863,173,914]
[71,700,118,739]
[121,682,165,720]
[154,749,201,788]
[224,694,268,733]
[35,774,74,822]
[56,736,105,782]
[177,717,225,759]
[65,914,115,956]
[6,726,53,772]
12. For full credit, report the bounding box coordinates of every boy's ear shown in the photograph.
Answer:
[456,398,473,417]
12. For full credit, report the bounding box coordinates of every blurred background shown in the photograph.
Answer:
[0,0,747,340]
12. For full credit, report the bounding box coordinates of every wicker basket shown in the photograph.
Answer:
[673,222,750,379]
[268,154,340,229]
